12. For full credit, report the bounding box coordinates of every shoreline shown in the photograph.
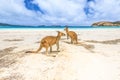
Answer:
[0,27,120,31]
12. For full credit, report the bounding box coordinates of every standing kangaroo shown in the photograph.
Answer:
[26,31,65,55]
[64,26,78,44]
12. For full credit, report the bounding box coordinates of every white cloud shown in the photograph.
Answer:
[88,0,120,20]
[0,0,120,26]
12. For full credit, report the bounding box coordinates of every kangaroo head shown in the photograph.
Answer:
[57,31,65,36]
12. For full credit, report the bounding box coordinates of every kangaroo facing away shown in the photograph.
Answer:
[64,26,78,44]
[26,31,65,55]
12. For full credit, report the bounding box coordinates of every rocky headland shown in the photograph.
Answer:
[92,21,120,26]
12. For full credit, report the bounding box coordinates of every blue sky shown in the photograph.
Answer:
[0,0,120,26]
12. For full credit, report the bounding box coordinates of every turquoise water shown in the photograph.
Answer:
[0,26,120,30]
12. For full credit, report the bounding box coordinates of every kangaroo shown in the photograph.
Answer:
[26,31,65,55]
[64,26,78,44]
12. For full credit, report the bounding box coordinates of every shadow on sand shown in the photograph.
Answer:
[3,39,23,42]
[85,39,120,44]
[62,41,95,53]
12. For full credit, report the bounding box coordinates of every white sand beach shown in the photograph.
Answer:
[0,29,120,80]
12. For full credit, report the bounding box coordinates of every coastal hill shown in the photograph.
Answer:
[0,23,29,27]
[0,23,60,27]
[0,23,47,27]
[92,21,120,26]
[0,23,12,26]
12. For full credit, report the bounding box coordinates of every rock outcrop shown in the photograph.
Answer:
[92,21,120,26]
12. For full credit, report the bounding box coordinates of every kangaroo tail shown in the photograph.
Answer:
[26,41,43,53]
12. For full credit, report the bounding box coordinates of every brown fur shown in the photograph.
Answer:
[64,27,78,44]
[26,31,65,55]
